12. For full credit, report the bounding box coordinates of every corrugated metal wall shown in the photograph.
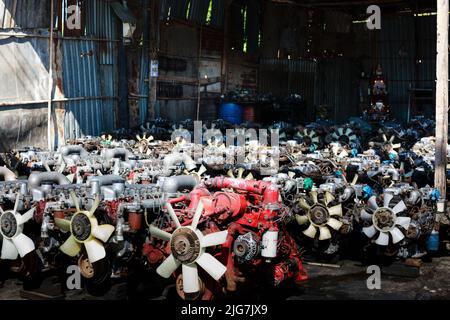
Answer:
[0,0,50,29]
[0,34,50,149]
[139,0,150,123]
[61,0,118,139]
[0,0,119,147]
[314,59,359,123]
[373,15,416,122]
[160,0,224,27]
[62,40,103,139]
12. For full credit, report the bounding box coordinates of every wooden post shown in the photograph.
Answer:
[196,24,203,121]
[148,0,159,121]
[47,0,54,151]
[435,0,449,210]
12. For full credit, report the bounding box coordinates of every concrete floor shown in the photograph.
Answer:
[2,257,450,300]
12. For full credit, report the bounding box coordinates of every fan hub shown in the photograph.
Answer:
[303,136,312,146]
[0,212,17,238]
[338,135,350,145]
[71,213,92,242]
[170,227,201,264]
[373,208,396,232]
[309,205,330,226]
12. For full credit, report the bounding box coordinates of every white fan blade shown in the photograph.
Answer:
[363,225,377,238]
[392,200,407,214]
[329,204,343,217]
[60,235,82,257]
[55,218,71,232]
[298,198,311,210]
[383,193,394,208]
[310,191,318,204]
[338,128,344,135]
[382,134,387,142]
[368,196,379,210]
[396,216,411,230]
[324,192,335,205]
[182,264,200,294]
[332,133,339,140]
[191,200,204,230]
[88,196,100,217]
[92,224,115,242]
[196,252,227,281]
[16,207,35,225]
[70,191,80,212]
[237,168,245,179]
[339,150,349,158]
[327,218,343,231]
[303,224,317,238]
[84,238,106,263]
[361,209,372,221]
[13,193,20,213]
[319,226,332,240]
[157,254,181,278]
[390,227,405,244]
[165,203,181,228]
[12,233,35,258]
[375,232,389,246]
[1,238,19,260]
[149,225,172,241]
[202,231,228,247]
[197,165,207,176]
[295,214,309,225]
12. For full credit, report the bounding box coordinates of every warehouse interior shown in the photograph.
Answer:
[1,0,450,301]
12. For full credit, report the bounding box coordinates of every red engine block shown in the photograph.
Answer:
[145,176,308,297]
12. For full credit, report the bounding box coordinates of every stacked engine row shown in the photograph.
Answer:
[0,116,444,300]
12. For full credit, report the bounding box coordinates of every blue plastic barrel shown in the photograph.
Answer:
[219,103,243,125]
[426,230,439,252]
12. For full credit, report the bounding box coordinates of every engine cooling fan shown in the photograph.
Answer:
[55,192,115,263]
[149,200,228,296]
[331,127,359,146]
[294,128,320,150]
[0,194,36,260]
[361,193,411,246]
[295,191,343,240]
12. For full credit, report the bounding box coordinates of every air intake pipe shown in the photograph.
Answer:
[0,166,17,181]
[59,145,89,157]
[162,152,197,176]
[161,175,199,193]
[28,172,70,188]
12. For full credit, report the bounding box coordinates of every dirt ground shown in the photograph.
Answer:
[2,257,450,300]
